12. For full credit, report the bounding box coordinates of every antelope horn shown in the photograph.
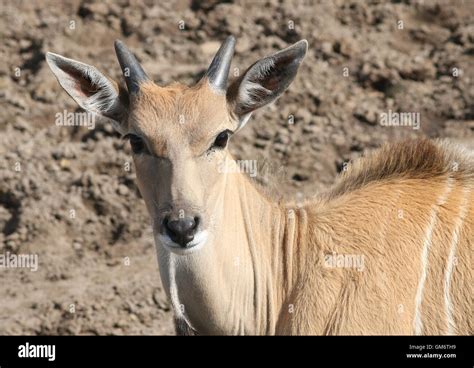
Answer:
[204,35,236,91]
[114,40,150,95]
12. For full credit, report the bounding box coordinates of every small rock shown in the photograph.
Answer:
[321,41,333,55]
[297,109,312,124]
[255,128,272,141]
[87,2,109,16]
[353,103,379,125]
[5,240,18,252]
[254,140,266,149]
[274,143,287,153]
[117,184,129,196]
[275,133,290,145]
[302,124,322,134]
[59,159,71,170]
[152,289,170,311]
[332,134,347,148]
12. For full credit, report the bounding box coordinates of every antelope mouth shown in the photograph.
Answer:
[156,230,209,255]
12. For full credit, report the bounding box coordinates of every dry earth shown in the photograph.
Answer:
[0,0,472,334]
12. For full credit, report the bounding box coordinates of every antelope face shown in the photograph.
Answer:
[128,82,234,253]
[46,36,307,254]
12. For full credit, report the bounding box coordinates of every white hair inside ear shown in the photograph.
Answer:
[45,52,128,135]
[227,39,307,132]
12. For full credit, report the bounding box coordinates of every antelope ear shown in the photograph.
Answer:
[227,40,307,130]
[45,52,128,134]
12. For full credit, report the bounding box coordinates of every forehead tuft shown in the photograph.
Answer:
[131,81,229,125]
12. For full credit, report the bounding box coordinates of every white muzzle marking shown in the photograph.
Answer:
[156,230,209,255]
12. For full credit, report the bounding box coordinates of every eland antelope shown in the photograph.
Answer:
[46,36,473,335]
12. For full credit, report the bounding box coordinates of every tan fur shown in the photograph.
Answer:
[277,140,472,335]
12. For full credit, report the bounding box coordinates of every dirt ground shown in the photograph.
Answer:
[0,0,472,335]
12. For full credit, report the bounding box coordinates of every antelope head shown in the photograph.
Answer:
[46,36,307,255]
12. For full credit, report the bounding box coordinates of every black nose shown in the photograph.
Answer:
[163,216,199,247]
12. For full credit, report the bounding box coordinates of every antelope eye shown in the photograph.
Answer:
[125,134,147,154]
[212,130,231,149]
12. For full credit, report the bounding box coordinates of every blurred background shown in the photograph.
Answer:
[0,0,472,334]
